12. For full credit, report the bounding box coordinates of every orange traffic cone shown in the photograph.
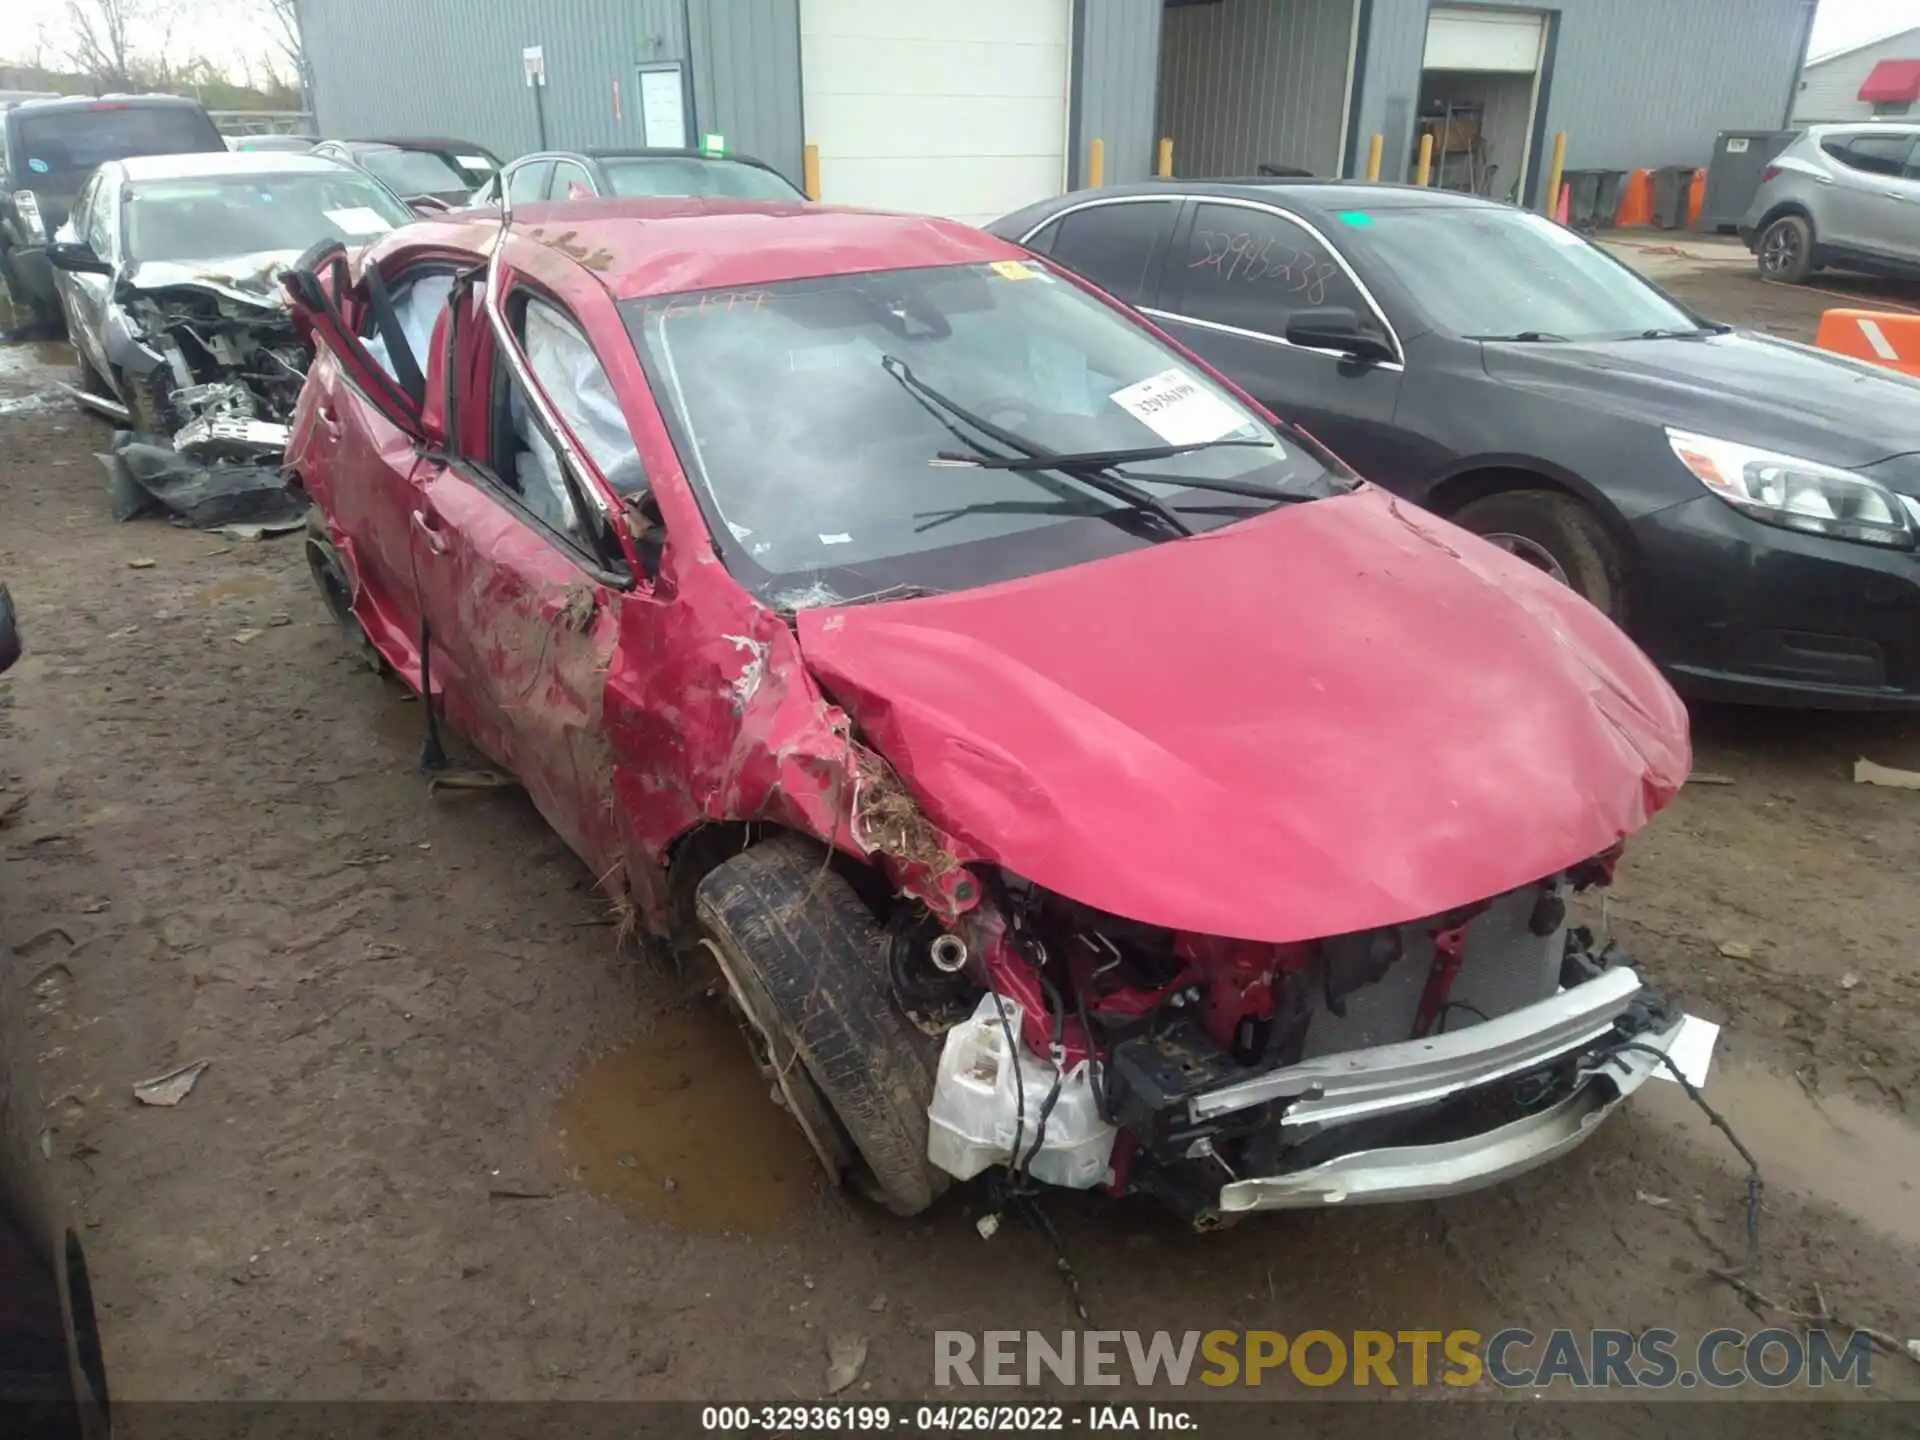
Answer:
[1555,183,1571,225]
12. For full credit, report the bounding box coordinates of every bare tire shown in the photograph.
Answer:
[304,509,385,674]
[695,834,947,1216]
[1757,214,1815,284]
[1452,489,1625,620]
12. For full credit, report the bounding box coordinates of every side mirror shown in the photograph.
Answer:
[1285,306,1394,363]
[0,582,21,675]
[44,241,110,276]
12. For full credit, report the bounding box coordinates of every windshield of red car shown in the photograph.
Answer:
[358,147,469,196]
[602,156,804,201]
[1351,206,1698,341]
[623,260,1343,603]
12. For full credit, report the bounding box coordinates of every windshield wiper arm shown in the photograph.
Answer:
[1637,323,1730,339]
[1468,330,1570,342]
[881,354,1193,538]
[934,437,1271,471]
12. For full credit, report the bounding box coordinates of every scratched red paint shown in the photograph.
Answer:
[285,198,1688,968]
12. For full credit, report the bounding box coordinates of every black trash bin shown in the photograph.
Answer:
[1561,168,1630,229]
[1651,165,1695,229]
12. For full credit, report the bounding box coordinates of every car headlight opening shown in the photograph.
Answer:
[1667,428,1915,550]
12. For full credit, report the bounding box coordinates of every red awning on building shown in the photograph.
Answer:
[1859,58,1920,104]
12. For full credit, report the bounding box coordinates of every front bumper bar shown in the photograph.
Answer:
[1217,1010,1707,1211]
[1191,965,1645,1128]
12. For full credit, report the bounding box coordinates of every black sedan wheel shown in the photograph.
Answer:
[1758,215,1816,284]
[1453,490,1625,620]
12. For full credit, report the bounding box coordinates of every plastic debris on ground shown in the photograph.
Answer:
[132,1058,211,1107]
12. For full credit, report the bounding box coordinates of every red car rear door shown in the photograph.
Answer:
[408,283,642,884]
[286,244,463,685]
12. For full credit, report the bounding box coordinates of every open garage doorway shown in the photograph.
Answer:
[1415,6,1550,206]
[1155,0,1360,180]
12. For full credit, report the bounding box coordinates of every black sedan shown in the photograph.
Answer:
[990,182,1920,709]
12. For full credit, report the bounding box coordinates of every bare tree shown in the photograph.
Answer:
[62,0,142,90]
[262,0,304,95]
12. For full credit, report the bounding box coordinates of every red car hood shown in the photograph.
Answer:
[795,487,1689,944]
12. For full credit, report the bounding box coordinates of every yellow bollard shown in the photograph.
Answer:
[1088,137,1105,188]
[1157,136,1174,178]
[803,142,821,200]
[1414,132,1433,187]
[1544,131,1567,216]
[1365,132,1383,182]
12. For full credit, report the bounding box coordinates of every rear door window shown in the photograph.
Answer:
[1822,132,1917,176]
[1040,200,1179,306]
[506,161,553,205]
[550,161,596,200]
[1164,202,1370,341]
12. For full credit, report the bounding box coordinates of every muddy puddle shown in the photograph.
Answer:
[1636,1061,1920,1248]
[552,1000,824,1234]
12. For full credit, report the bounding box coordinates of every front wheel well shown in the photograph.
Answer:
[1422,465,1639,595]
[1753,201,1815,239]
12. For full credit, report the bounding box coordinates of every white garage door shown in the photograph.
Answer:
[800,0,1071,228]
[1423,7,1545,73]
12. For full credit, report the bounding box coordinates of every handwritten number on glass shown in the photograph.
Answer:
[1189,229,1339,307]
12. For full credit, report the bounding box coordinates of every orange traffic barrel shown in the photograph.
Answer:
[1615,169,1653,227]
[1815,310,1920,376]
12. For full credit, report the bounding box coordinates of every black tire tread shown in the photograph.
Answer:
[695,834,946,1216]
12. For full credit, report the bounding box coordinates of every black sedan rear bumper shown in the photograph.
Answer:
[1631,496,1920,709]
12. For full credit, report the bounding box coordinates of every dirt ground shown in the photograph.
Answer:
[2,253,1919,1425]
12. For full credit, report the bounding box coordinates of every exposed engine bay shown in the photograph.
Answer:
[103,270,310,530]
[893,852,1706,1228]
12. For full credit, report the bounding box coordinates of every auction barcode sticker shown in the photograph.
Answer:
[1108,368,1250,446]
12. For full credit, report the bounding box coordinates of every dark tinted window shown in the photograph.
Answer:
[1822,132,1917,176]
[11,105,220,178]
[1170,202,1367,339]
[1044,200,1176,305]
[506,161,553,204]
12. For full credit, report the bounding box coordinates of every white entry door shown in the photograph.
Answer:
[800,0,1071,227]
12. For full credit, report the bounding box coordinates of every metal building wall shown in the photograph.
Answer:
[686,0,805,181]
[1356,0,1815,200]
[1155,0,1355,179]
[1070,0,1165,185]
[298,0,686,159]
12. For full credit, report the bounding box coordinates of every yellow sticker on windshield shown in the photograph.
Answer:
[990,260,1038,281]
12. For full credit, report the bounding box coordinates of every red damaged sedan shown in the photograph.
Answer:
[283,197,1709,1227]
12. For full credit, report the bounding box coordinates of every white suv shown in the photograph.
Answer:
[1741,122,1920,283]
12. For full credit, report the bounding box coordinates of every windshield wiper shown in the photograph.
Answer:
[1637,323,1731,339]
[1468,330,1570,343]
[881,354,1195,538]
[934,437,1271,471]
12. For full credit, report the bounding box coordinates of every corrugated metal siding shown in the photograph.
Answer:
[1071,0,1164,185]
[299,0,687,158]
[687,0,805,181]
[1357,0,1814,202]
[1794,27,1920,124]
[1156,0,1355,178]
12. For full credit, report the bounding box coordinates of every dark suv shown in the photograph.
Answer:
[1,94,224,333]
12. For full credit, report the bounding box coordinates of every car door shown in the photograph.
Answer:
[408,285,639,880]
[56,171,113,379]
[1820,130,1918,258]
[1017,195,1180,308]
[1147,198,1409,484]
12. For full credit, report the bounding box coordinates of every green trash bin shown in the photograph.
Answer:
[1651,165,1694,229]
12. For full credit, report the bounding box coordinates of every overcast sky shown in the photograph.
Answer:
[5,0,1917,82]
